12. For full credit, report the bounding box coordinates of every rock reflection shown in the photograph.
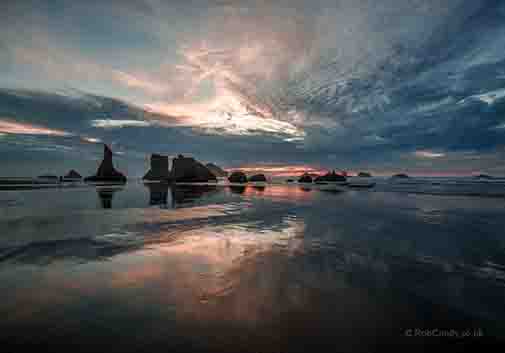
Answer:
[171,185,218,206]
[97,187,123,209]
[2,183,505,350]
[229,185,247,194]
[144,182,170,207]
[240,184,315,202]
[251,185,265,192]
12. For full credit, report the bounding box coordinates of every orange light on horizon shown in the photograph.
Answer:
[225,164,329,177]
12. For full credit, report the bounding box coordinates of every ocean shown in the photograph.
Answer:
[0,178,504,351]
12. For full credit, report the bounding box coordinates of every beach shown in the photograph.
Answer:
[0,179,503,351]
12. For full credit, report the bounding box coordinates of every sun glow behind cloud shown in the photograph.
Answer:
[143,34,308,140]
[2,0,505,177]
[145,95,304,139]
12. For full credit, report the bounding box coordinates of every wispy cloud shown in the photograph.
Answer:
[81,136,102,144]
[414,150,446,158]
[458,88,505,105]
[494,122,505,130]
[0,119,71,136]
[90,119,152,129]
[112,70,169,96]
[2,0,505,176]
[145,98,305,139]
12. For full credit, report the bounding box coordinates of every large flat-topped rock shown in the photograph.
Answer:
[170,154,217,183]
[206,163,228,177]
[143,154,170,181]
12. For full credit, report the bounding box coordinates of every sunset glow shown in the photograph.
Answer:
[2,1,505,350]
[228,164,328,177]
[0,119,71,136]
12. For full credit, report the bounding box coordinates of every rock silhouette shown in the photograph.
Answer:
[248,174,267,182]
[298,173,313,183]
[170,154,217,183]
[85,144,127,183]
[392,173,409,179]
[358,172,372,177]
[474,174,493,179]
[206,163,228,177]
[62,170,82,182]
[143,154,170,181]
[228,171,247,183]
[97,187,123,209]
[145,182,169,206]
[229,185,247,194]
[314,170,346,183]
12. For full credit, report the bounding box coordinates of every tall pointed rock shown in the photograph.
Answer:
[85,144,126,183]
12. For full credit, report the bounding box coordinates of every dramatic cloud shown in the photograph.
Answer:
[0,119,71,136]
[144,99,305,139]
[414,150,446,159]
[112,70,169,96]
[81,137,102,143]
[91,119,152,129]
[1,0,505,176]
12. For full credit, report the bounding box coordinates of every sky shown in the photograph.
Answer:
[1,0,505,177]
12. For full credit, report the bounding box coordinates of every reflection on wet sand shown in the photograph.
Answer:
[240,184,315,202]
[144,182,170,207]
[229,185,247,194]
[171,184,218,206]
[0,203,251,266]
[143,183,220,208]
[97,187,124,209]
[251,185,265,192]
[2,214,499,351]
[1,183,505,351]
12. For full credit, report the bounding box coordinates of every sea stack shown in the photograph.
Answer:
[85,144,127,183]
[206,163,228,178]
[64,170,82,179]
[248,174,267,182]
[474,174,493,179]
[170,154,217,183]
[228,171,248,183]
[314,170,346,183]
[62,170,82,182]
[358,172,372,178]
[392,173,409,179]
[143,154,170,181]
[298,173,313,183]
[145,182,169,206]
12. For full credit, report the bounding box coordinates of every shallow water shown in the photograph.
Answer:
[0,180,504,351]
